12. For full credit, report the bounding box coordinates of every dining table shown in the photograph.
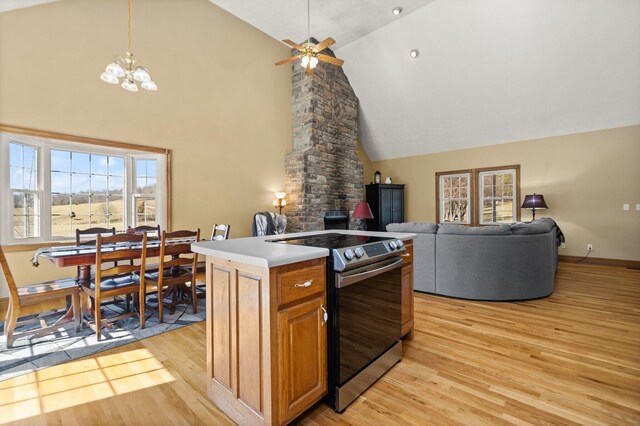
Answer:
[31,237,199,321]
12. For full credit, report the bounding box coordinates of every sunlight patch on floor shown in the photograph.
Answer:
[0,348,174,423]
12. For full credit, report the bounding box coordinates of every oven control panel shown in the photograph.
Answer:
[333,240,406,271]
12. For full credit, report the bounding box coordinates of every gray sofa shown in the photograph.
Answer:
[387,218,559,301]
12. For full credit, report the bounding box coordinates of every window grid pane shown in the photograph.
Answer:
[50,150,125,237]
[9,143,38,191]
[135,159,158,227]
[12,192,39,239]
[9,142,40,238]
[441,174,470,223]
[480,171,516,224]
[135,197,156,226]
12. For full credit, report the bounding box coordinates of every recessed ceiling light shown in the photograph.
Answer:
[391,7,403,16]
[409,49,420,58]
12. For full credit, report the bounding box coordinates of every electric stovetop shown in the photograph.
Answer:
[269,233,393,249]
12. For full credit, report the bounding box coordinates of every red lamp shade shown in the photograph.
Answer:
[352,202,374,219]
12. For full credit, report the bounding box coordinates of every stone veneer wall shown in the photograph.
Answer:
[284,41,363,232]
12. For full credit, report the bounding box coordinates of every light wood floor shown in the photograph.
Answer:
[1,263,639,425]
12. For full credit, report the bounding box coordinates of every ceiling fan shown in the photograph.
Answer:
[275,0,344,75]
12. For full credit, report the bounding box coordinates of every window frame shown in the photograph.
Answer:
[478,168,518,225]
[132,154,166,229]
[0,125,171,248]
[8,140,42,239]
[438,172,472,224]
[436,165,520,226]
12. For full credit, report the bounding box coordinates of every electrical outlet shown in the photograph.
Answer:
[587,244,593,252]
[561,242,566,249]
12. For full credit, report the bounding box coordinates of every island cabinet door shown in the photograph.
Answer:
[277,296,327,424]
[207,259,273,426]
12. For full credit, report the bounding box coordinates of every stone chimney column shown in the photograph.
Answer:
[284,40,363,232]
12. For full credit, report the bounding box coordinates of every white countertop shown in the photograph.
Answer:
[191,229,416,268]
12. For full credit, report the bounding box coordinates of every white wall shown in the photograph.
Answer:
[337,0,640,160]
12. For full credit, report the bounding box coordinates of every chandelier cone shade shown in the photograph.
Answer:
[100,0,157,92]
[275,0,344,75]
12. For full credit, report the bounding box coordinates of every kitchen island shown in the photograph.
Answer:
[192,230,415,425]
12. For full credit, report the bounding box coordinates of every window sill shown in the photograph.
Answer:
[1,241,77,253]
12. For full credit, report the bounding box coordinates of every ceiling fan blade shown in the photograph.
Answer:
[313,37,336,53]
[275,55,300,66]
[306,62,313,75]
[282,39,305,51]
[317,54,344,67]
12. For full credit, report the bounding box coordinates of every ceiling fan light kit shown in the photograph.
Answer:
[100,0,157,92]
[275,0,344,76]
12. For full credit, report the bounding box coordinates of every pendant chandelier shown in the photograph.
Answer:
[100,0,157,92]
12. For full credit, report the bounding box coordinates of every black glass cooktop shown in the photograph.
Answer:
[268,233,394,250]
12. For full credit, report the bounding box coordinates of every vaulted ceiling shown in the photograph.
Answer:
[2,0,639,160]
[209,0,432,49]
[0,0,58,13]
[214,0,640,161]
[337,0,640,160]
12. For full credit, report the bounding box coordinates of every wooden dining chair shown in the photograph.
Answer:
[193,224,230,299]
[0,245,80,348]
[210,224,230,241]
[144,229,200,323]
[80,233,148,340]
[75,227,116,278]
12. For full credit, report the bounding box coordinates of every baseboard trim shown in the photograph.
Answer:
[559,255,640,269]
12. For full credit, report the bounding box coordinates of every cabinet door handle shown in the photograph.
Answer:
[402,253,411,257]
[294,280,313,288]
[321,304,328,326]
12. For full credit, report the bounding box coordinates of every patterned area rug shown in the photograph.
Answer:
[0,296,206,382]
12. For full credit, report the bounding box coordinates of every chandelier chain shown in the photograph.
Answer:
[127,0,132,53]
[307,0,310,44]
[99,0,157,91]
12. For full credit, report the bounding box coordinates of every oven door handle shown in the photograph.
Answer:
[337,258,403,288]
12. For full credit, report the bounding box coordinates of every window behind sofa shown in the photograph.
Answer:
[436,165,520,226]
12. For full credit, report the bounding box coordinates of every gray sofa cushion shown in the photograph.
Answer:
[438,224,512,235]
[435,232,555,300]
[511,218,555,235]
[386,222,438,234]
[385,221,557,299]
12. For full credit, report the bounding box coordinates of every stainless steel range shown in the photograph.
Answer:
[270,233,406,412]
